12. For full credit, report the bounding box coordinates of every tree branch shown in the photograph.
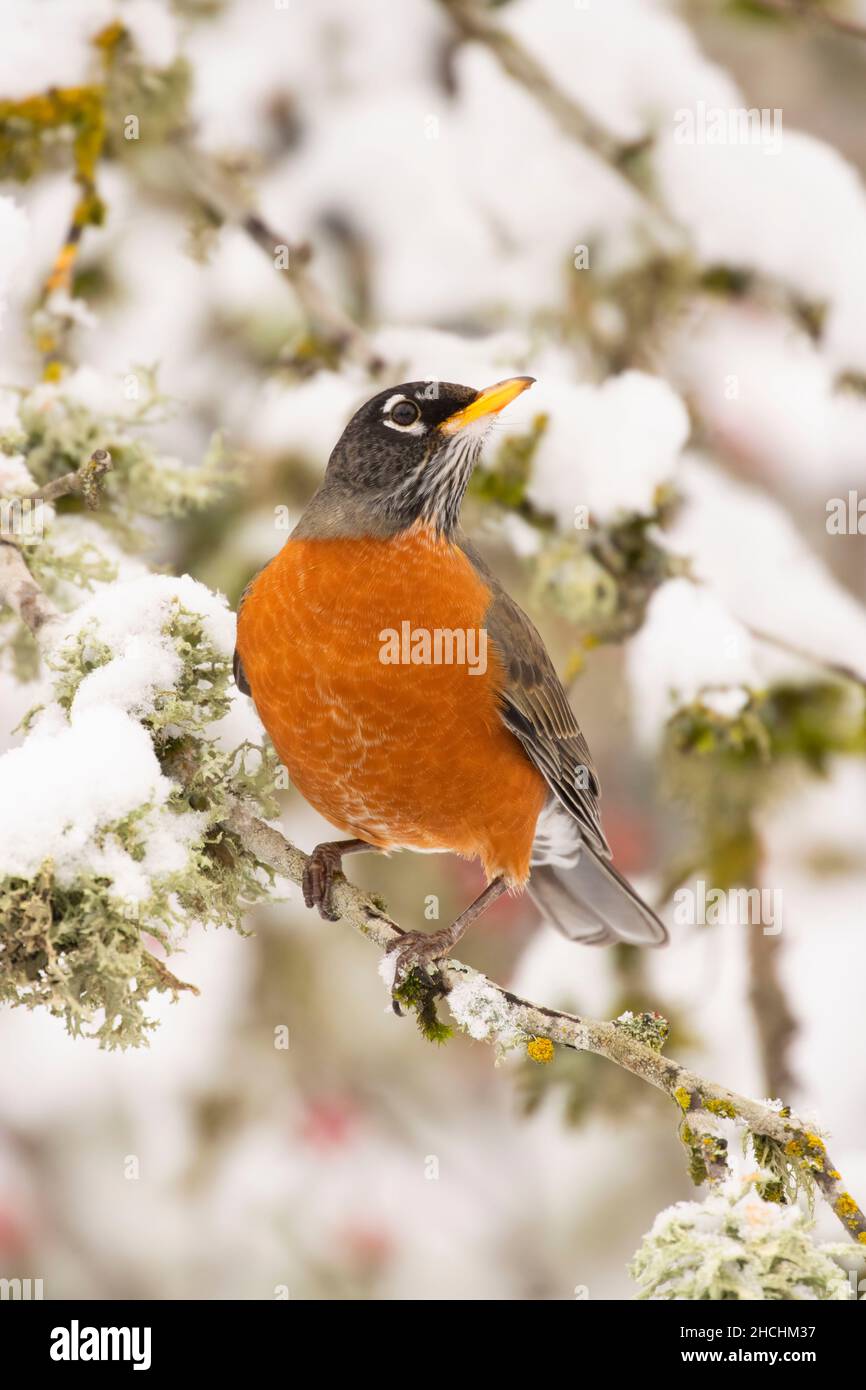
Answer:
[746,622,866,689]
[0,540,59,636]
[224,799,866,1247]
[170,142,388,377]
[439,0,641,168]
[1,449,112,638]
[25,447,113,508]
[436,0,678,246]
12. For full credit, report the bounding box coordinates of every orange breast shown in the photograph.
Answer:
[235,527,547,884]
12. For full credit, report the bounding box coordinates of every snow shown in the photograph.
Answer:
[657,129,866,375]
[118,0,180,70]
[625,456,866,745]
[0,703,195,893]
[28,364,138,420]
[0,197,30,329]
[373,327,531,393]
[0,453,35,494]
[59,574,236,679]
[447,971,522,1048]
[0,0,178,99]
[446,43,650,295]
[525,371,690,525]
[665,455,866,679]
[377,952,398,993]
[0,1,113,99]
[243,371,363,467]
[627,579,759,748]
[0,389,23,434]
[665,303,866,493]
[494,512,542,560]
[503,0,739,146]
[187,0,447,153]
[0,576,234,897]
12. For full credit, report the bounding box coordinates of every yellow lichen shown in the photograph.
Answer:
[526,1036,554,1064]
[835,1193,858,1220]
[92,20,127,54]
[705,1098,737,1119]
[674,1085,693,1111]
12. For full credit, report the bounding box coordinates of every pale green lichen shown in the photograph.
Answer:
[14,379,235,533]
[630,1174,853,1300]
[614,1009,670,1052]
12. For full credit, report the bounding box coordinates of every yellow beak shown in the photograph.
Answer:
[439,376,535,435]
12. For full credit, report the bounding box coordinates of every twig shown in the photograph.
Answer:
[749,924,799,1098]
[171,142,388,377]
[0,451,111,637]
[689,576,866,687]
[746,622,866,688]
[437,0,678,246]
[0,541,59,636]
[225,799,866,1246]
[439,0,639,166]
[25,448,113,508]
[143,949,200,997]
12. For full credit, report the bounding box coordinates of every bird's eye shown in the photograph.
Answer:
[390,400,420,427]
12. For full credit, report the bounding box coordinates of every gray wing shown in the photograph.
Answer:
[458,535,611,858]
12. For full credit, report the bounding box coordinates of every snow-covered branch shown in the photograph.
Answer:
[173,143,388,376]
[438,0,645,170]
[225,800,866,1249]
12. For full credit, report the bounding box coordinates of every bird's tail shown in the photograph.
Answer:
[527,845,668,947]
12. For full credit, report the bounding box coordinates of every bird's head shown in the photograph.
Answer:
[315,376,534,538]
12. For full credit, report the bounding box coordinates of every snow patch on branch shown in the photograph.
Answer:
[627,579,758,748]
[57,573,236,720]
[447,971,523,1050]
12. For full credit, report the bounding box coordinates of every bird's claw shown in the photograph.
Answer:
[386,929,451,1011]
[302,844,345,921]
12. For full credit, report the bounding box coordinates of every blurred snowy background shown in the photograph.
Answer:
[0,0,865,1300]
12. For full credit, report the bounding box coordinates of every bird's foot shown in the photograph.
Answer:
[302,842,346,921]
[385,928,453,1011]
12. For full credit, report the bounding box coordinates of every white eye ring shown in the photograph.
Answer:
[382,394,425,434]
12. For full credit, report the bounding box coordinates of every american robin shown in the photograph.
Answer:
[234,377,667,987]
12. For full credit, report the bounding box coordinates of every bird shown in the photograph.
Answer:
[234,376,667,990]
